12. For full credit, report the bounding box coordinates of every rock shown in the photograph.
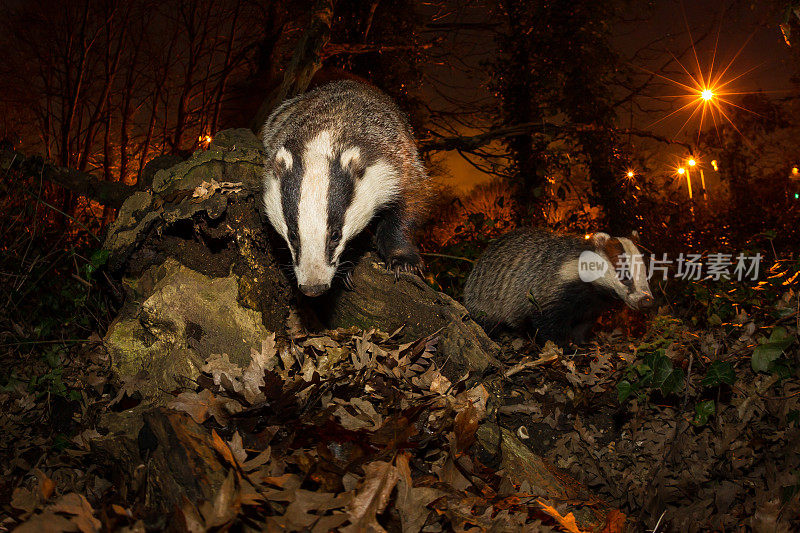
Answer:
[104,128,266,272]
[139,154,185,191]
[104,258,271,402]
[92,408,229,515]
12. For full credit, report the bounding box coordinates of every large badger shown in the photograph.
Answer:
[463,229,654,344]
[261,80,429,297]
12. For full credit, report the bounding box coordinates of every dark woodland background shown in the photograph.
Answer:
[2,0,799,264]
[2,2,800,530]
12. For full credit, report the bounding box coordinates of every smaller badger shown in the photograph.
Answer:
[261,80,430,297]
[463,229,654,344]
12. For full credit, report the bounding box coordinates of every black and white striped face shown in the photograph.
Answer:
[590,233,654,310]
[262,130,400,297]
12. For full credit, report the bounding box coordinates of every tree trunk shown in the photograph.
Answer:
[249,0,336,131]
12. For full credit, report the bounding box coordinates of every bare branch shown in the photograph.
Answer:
[322,42,433,58]
[420,123,692,154]
[1,149,134,209]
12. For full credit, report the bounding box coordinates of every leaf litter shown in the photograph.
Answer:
[1,284,799,531]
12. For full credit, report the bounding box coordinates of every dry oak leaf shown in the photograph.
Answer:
[199,469,240,528]
[537,499,584,533]
[453,403,480,454]
[10,487,37,513]
[396,453,443,533]
[34,468,56,501]
[167,389,241,425]
[344,460,401,532]
[202,353,243,388]
[109,370,149,406]
[22,492,102,533]
[242,334,278,398]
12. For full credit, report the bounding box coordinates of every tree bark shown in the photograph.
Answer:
[249,0,336,131]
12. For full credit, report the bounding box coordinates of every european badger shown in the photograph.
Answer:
[463,229,654,344]
[261,80,429,297]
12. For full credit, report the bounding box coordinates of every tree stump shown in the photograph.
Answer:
[94,128,624,531]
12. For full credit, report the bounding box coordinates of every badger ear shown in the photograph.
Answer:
[629,230,640,244]
[590,232,611,248]
[339,146,363,176]
[602,237,625,269]
[274,146,293,173]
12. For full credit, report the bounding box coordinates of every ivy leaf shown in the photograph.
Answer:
[701,361,736,387]
[693,400,715,426]
[617,380,633,402]
[752,326,795,373]
[645,351,684,395]
[659,368,685,396]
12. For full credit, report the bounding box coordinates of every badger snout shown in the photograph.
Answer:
[295,260,337,297]
[299,283,330,297]
[631,293,654,310]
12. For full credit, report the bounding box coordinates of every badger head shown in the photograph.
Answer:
[582,232,654,311]
[262,130,399,297]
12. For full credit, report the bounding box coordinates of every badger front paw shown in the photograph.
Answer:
[386,248,424,280]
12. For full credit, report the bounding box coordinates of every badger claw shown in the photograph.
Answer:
[388,251,424,281]
[343,270,355,291]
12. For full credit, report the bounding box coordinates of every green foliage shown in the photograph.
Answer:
[2,243,111,401]
[617,349,685,402]
[692,400,716,426]
[663,258,800,329]
[701,361,737,387]
[752,326,796,373]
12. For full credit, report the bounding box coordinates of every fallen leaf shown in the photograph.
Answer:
[537,499,584,533]
[167,389,241,425]
[344,460,401,532]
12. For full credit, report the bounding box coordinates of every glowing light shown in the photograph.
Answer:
[626,170,635,179]
[198,134,213,145]
[584,233,592,240]
[711,160,718,171]
[795,193,799,200]
[640,19,764,143]
[687,158,697,167]
[793,166,799,176]
[677,167,686,175]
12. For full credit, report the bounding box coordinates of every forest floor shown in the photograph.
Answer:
[1,254,799,532]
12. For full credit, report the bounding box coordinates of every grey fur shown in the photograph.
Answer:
[463,228,653,344]
[261,80,430,295]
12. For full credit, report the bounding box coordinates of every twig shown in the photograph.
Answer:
[504,354,558,378]
[20,186,102,243]
[420,252,474,263]
[497,403,541,415]
[420,123,693,154]
[1,148,135,208]
[0,339,88,347]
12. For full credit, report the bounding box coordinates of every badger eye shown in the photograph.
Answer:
[288,231,299,249]
[330,229,342,243]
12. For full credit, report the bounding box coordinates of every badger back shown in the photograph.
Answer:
[463,229,590,329]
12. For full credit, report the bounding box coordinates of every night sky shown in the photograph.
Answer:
[433,0,796,192]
